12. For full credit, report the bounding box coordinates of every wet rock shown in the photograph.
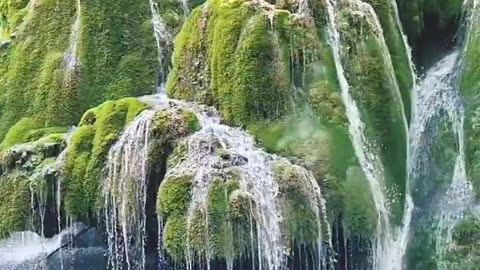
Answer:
[230,154,248,166]
[0,40,11,50]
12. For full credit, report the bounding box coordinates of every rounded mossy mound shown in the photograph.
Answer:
[157,138,329,265]
[167,0,343,126]
[0,131,68,239]
[63,98,150,220]
[63,97,200,222]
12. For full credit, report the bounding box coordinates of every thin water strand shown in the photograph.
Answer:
[102,110,154,270]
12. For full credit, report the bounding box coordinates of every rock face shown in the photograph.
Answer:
[0,0,478,269]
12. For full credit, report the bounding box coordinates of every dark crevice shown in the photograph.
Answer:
[414,13,460,71]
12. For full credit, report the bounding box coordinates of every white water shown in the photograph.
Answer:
[0,224,86,269]
[179,0,189,16]
[324,0,412,269]
[64,0,82,72]
[145,93,330,270]
[102,110,154,270]
[409,51,475,268]
[149,0,172,91]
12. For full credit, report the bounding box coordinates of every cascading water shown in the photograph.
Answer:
[64,0,82,72]
[326,0,413,270]
[150,93,331,270]
[149,0,172,91]
[100,92,331,270]
[324,0,406,268]
[409,50,475,268]
[102,109,154,270]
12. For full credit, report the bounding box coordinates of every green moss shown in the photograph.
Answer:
[0,0,163,142]
[157,175,192,218]
[342,167,377,237]
[63,98,149,219]
[0,172,30,239]
[207,177,235,259]
[273,161,319,247]
[339,8,407,224]
[0,117,42,150]
[167,0,291,125]
[163,215,188,260]
[461,9,480,197]
[365,0,413,120]
[26,126,70,142]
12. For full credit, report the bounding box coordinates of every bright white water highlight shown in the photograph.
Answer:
[102,109,154,270]
[101,92,331,270]
[64,0,82,72]
[325,0,411,269]
[149,0,172,91]
[0,224,87,270]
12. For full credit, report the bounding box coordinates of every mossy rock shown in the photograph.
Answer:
[63,98,149,219]
[0,172,30,239]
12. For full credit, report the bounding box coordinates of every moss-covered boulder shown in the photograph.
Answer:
[63,98,149,220]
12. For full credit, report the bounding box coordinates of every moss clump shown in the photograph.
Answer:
[167,0,292,126]
[157,175,193,218]
[365,0,413,119]
[0,0,163,142]
[0,117,42,150]
[0,172,30,238]
[273,161,319,247]
[63,98,149,220]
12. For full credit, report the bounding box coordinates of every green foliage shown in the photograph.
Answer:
[0,172,30,239]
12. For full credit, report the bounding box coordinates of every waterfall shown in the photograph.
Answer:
[179,0,189,16]
[64,0,82,72]
[324,0,412,268]
[102,109,154,270]
[410,51,474,268]
[149,0,172,92]
[97,92,332,270]
[147,93,331,270]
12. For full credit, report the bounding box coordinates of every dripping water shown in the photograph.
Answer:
[102,110,154,270]
[64,0,82,73]
[149,0,173,93]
